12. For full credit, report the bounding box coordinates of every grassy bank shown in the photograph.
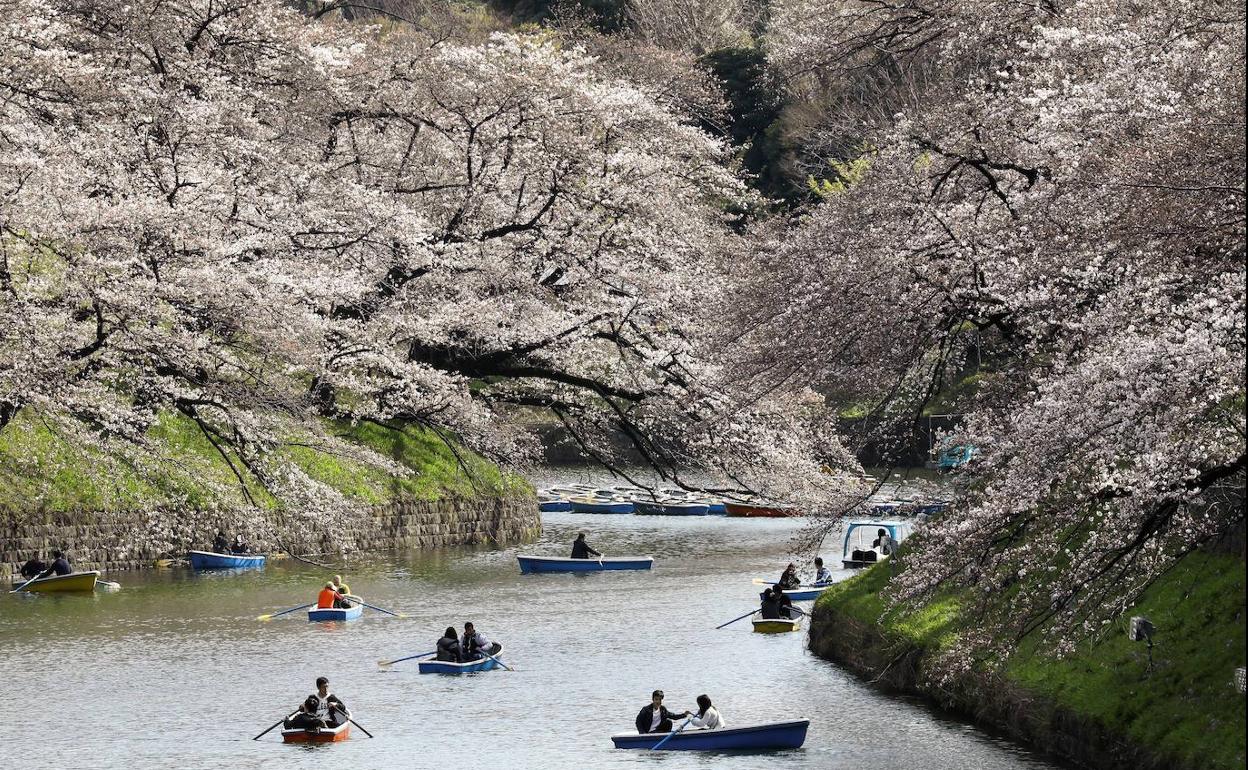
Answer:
[0,410,528,516]
[814,551,1246,770]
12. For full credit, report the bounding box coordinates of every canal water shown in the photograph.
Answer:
[0,512,1063,769]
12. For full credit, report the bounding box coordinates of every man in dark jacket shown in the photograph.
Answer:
[20,555,48,579]
[635,690,690,734]
[46,551,72,576]
[759,586,795,619]
[570,532,601,559]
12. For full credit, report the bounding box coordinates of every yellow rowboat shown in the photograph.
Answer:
[752,617,802,634]
[17,571,101,593]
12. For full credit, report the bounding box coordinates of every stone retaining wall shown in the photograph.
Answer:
[808,603,1193,770]
[0,496,540,576]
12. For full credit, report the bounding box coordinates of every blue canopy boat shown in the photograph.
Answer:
[188,550,266,570]
[516,555,653,573]
[842,520,915,568]
[634,500,711,516]
[569,497,634,514]
[418,643,505,674]
[307,603,363,622]
[611,720,810,751]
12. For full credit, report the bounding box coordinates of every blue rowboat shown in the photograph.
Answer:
[569,498,634,514]
[611,720,810,751]
[785,584,832,602]
[634,500,711,515]
[707,501,727,515]
[188,550,266,570]
[517,555,653,574]
[307,603,363,622]
[418,644,505,674]
[539,500,573,512]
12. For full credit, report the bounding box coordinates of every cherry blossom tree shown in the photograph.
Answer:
[744,0,1246,662]
[0,0,859,516]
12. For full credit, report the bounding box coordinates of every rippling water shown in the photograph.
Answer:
[1,512,1063,769]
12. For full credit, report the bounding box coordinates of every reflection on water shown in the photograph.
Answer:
[0,512,1061,769]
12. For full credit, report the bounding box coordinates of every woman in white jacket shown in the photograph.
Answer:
[687,694,725,730]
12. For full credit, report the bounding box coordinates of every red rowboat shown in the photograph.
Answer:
[724,502,800,518]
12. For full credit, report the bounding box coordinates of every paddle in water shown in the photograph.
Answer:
[355,599,407,618]
[715,608,759,629]
[347,716,374,738]
[478,647,515,672]
[256,602,315,621]
[377,651,435,670]
[253,711,298,741]
[9,571,46,593]
[650,713,697,751]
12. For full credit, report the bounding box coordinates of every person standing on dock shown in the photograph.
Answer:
[635,690,690,734]
[570,532,602,559]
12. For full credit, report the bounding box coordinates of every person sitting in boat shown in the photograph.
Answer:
[285,677,349,731]
[331,575,353,608]
[317,582,341,610]
[813,557,832,585]
[777,563,801,590]
[46,550,72,577]
[436,626,462,662]
[635,690,690,734]
[687,694,726,730]
[759,586,795,620]
[570,532,602,560]
[231,533,249,554]
[212,530,229,554]
[461,622,493,661]
[872,528,895,555]
[19,554,48,579]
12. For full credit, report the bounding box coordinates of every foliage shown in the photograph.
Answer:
[732,0,1247,663]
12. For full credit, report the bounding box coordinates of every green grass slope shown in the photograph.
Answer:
[816,551,1247,770]
[0,411,527,515]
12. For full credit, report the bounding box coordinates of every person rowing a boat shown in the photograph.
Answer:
[813,557,832,585]
[686,694,726,730]
[212,530,229,554]
[231,533,249,554]
[759,586,795,620]
[316,582,343,610]
[570,532,601,560]
[19,554,48,579]
[284,677,349,732]
[331,575,354,608]
[635,690,690,734]
[777,563,801,590]
[436,626,462,662]
[461,622,493,661]
[36,550,72,578]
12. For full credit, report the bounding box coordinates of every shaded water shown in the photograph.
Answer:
[1,513,1062,769]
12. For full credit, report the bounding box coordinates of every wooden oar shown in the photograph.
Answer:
[10,570,48,593]
[253,711,298,740]
[715,609,759,629]
[650,714,696,751]
[377,650,435,669]
[478,647,514,671]
[355,600,407,618]
[256,602,315,621]
[347,716,374,738]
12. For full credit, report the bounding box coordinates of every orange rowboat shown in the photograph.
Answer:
[281,721,350,743]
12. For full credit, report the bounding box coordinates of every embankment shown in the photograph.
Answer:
[0,411,540,574]
[809,552,1246,770]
